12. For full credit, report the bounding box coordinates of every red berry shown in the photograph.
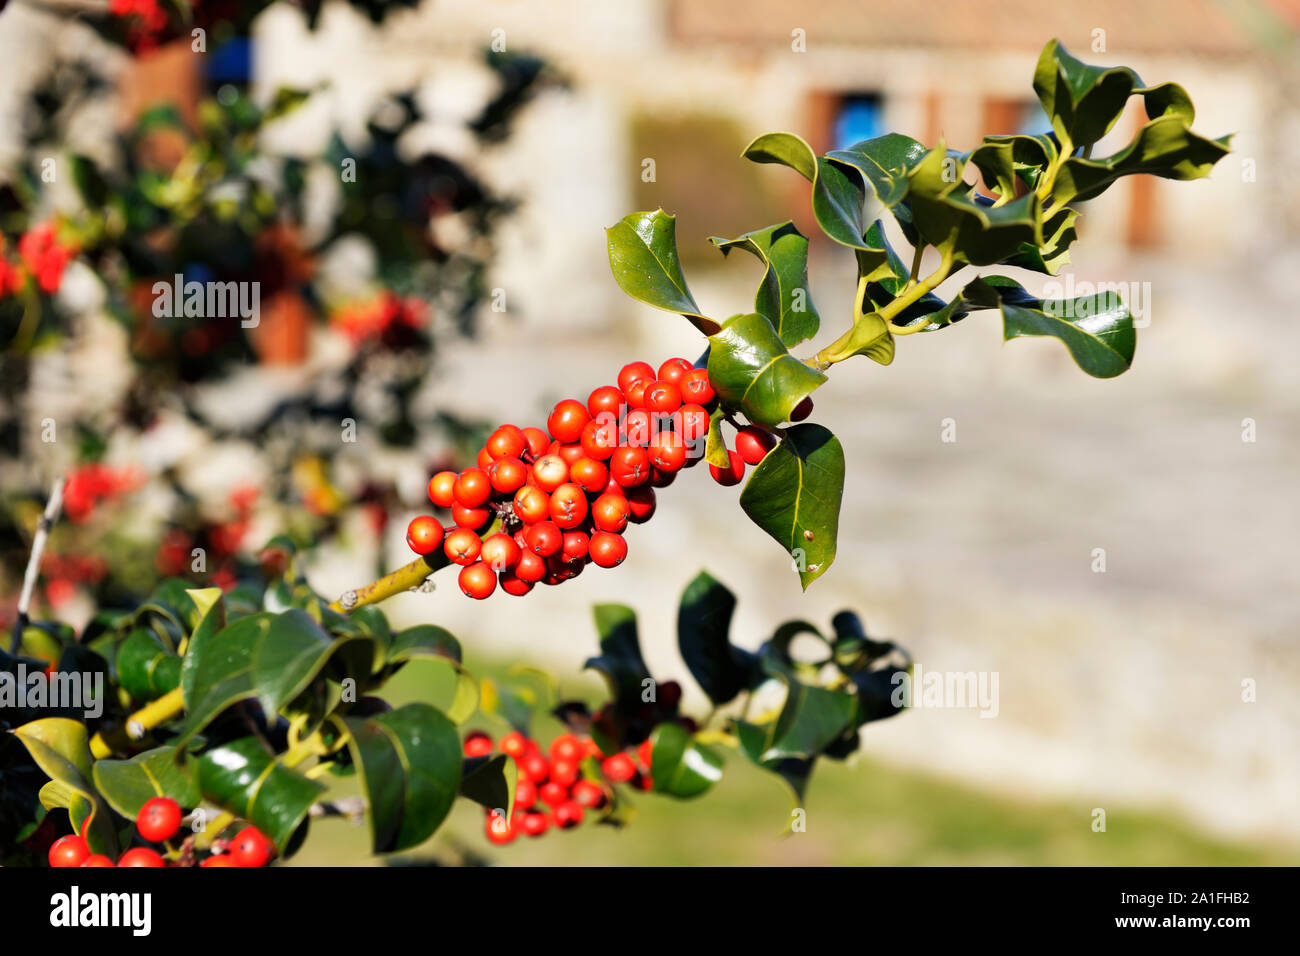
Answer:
[486,425,527,461]
[680,368,715,405]
[136,796,183,843]
[458,562,497,599]
[454,468,492,508]
[511,484,550,524]
[549,482,588,529]
[81,855,114,867]
[405,515,444,556]
[589,532,628,569]
[626,484,656,523]
[488,457,528,495]
[539,781,568,808]
[644,380,682,414]
[514,549,546,583]
[658,357,693,385]
[709,449,745,487]
[476,447,493,469]
[571,779,607,809]
[553,441,586,466]
[480,533,522,572]
[524,521,563,557]
[500,732,528,759]
[547,399,591,444]
[587,385,624,419]
[734,426,777,466]
[637,738,654,769]
[485,811,516,845]
[610,446,650,488]
[531,454,569,493]
[500,572,534,596]
[675,403,711,442]
[568,457,608,494]
[48,835,90,868]
[591,492,630,533]
[200,855,235,867]
[514,778,537,810]
[521,427,550,459]
[549,734,584,762]
[118,846,166,868]
[790,396,814,421]
[648,430,687,472]
[518,752,550,784]
[651,467,677,488]
[521,811,550,838]
[622,408,654,447]
[550,758,580,788]
[428,471,457,508]
[617,361,655,394]
[580,418,619,461]
[228,827,272,867]
[602,752,638,783]
[443,528,481,565]
[463,731,494,758]
[624,379,651,410]
[553,800,585,829]
[451,502,492,531]
[560,530,590,564]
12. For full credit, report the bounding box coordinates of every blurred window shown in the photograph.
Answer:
[832,93,884,148]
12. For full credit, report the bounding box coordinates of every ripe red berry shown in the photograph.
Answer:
[118,847,166,867]
[521,811,550,838]
[625,484,657,523]
[48,835,90,868]
[571,779,607,810]
[637,738,654,769]
[709,449,746,487]
[659,680,683,709]
[458,562,497,599]
[539,781,569,808]
[610,446,650,488]
[511,484,550,524]
[443,528,481,565]
[499,572,534,596]
[624,378,651,410]
[518,752,550,784]
[580,418,619,461]
[550,758,580,788]
[485,811,515,845]
[651,467,677,488]
[453,467,492,508]
[602,752,638,783]
[136,796,183,843]
[617,361,656,394]
[405,515,444,556]
[553,441,586,466]
[480,533,522,572]
[451,502,492,531]
[521,426,550,459]
[464,731,494,758]
[547,399,591,444]
[513,549,546,583]
[549,733,584,762]
[644,380,682,414]
[735,425,777,465]
[587,385,624,419]
[514,777,537,810]
[428,471,457,508]
[591,493,630,533]
[658,357,693,385]
[549,483,588,529]
[560,530,590,564]
[569,457,608,494]
[531,454,569,493]
[648,430,687,472]
[680,368,715,405]
[589,531,628,569]
[228,827,273,867]
[476,447,493,469]
[488,457,528,495]
[524,521,563,557]
[200,855,235,867]
[622,408,654,447]
[790,396,814,421]
[81,855,115,867]
[486,425,527,461]
[500,732,529,758]
[553,800,585,829]
[675,403,711,442]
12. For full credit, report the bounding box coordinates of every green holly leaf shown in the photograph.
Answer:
[93,745,200,820]
[825,131,927,215]
[116,629,182,702]
[706,313,827,426]
[606,210,720,335]
[13,718,118,857]
[584,604,652,708]
[647,722,723,799]
[703,404,731,468]
[736,717,815,807]
[337,704,462,854]
[458,753,517,820]
[676,571,756,706]
[1005,204,1080,275]
[738,424,844,589]
[709,221,820,347]
[192,737,324,854]
[962,275,1135,378]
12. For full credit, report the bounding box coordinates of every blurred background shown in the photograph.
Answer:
[1,0,1297,864]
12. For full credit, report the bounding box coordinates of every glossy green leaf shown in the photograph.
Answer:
[116,628,182,702]
[458,753,517,820]
[93,745,200,820]
[648,722,723,799]
[339,703,462,853]
[676,571,755,705]
[962,275,1135,378]
[192,737,324,853]
[1005,204,1080,275]
[735,718,815,807]
[739,424,844,589]
[710,221,819,347]
[606,210,719,335]
[706,313,826,426]
[761,677,858,762]
[584,604,651,707]
[12,718,118,857]
[825,131,927,227]
[387,625,462,666]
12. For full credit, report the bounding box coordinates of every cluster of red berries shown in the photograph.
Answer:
[331,291,428,347]
[46,797,274,868]
[405,356,802,599]
[40,552,109,610]
[0,224,76,299]
[465,730,654,845]
[63,462,143,524]
[107,0,170,53]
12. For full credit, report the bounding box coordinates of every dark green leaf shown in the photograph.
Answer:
[93,746,200,820]
[458,753,517,819]
[116,629,182,702]
[606,210,719,335]
[584,604,651,707]
[676,571,755,705]
[192,737,324,853]
[739,424,844,589]
[647,722,723,799]
[710,221,819,347]
[706,313,826,426]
